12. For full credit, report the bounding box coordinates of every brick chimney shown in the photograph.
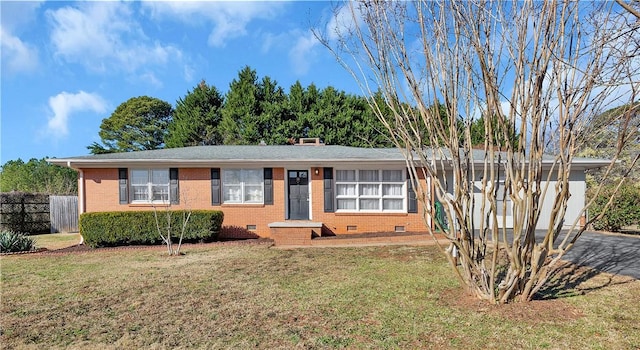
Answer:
[295,138,324,146]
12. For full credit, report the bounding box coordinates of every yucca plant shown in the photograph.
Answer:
[0,231,36,253]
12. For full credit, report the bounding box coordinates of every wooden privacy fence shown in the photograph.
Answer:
[50,196,78,233]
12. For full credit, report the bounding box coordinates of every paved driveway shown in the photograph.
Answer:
[560,230,640,280]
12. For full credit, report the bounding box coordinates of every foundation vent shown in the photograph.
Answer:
[395,226,406,233]
[246,225,257,230]
[346,225,357,231]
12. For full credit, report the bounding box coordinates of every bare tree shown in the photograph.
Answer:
[153,184,192,256]
[318,0,639,303]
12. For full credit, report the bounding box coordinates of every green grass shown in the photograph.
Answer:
[1,244,639,349]
[30,232,81,250]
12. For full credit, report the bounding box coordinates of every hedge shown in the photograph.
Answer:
[79,210,224,248]
[590,184,640,232]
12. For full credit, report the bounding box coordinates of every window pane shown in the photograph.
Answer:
[223,185,242,202]
[383,199,403,210]
[131,170,148,185]
[244,185,263,202]
[360,199,379,210]
[152,185,169,201]
[382,170,403,181]
[223,170,241,184]
[337,199,356,210]
[244,169,262,184]
[336,170,356,181]
[359,170,378,181]
[359,184,379,196]
[132,185,148,201]
[152,169,169,185]
[336,184,356,196]
[383,184,403,196]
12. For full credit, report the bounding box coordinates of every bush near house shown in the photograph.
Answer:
[79,210,223,248]
[590,184,640,232]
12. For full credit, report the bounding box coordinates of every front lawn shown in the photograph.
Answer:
[1,245,638,349]
[31,232,82,250]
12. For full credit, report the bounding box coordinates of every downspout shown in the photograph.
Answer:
[72,161,85,245]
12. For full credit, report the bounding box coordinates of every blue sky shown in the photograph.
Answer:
[1,1,359,163]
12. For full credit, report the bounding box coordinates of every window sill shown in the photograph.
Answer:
[128,203,170,208]
[334,212,408,216]
[221,203,265,208]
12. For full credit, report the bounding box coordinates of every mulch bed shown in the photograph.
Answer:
[33,238,274,255]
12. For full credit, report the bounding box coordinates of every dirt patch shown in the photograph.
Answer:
[439,287,583,323]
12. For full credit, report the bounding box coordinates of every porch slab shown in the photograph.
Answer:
[268,221,323,246]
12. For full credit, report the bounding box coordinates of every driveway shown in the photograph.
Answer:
[559,230,640,280]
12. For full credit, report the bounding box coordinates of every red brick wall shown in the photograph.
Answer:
[81,167,430,238]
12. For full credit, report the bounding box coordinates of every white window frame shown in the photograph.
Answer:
[222,169,264,204]
[130,168,170,204]
[335,169,406,213]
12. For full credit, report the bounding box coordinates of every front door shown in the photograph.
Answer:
[288,170,309,220]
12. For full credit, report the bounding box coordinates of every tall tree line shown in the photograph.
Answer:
[167,66,395,148]
[89,65,498,153]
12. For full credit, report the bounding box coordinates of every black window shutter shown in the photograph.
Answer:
[211,168,221,205]
[323,167,334,212]
[118,168,128,204]
[407,169,418,213]
[264,168,273,205]
[169,168,179,204]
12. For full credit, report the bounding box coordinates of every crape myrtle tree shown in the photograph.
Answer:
[88,96,173,154]
[165,80,225,147]
[319,0,639,303]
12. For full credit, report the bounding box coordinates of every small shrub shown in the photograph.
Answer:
[590,184,640,232]
[79,210,223,248]
[0,230,36,253]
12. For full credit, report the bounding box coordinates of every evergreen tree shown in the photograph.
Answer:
[219,66,261,145]
[165,80,224,147]
[88,96,173,153]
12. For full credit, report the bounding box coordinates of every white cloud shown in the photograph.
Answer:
[46,2,183,75]
[289,31,321,75]
[326,2,365,42]
[0,1,43,74]
[47,91,107,137]
[142,1,284,48]
[0,27,38,74]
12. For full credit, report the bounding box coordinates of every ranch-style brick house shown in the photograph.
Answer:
[49,138,608,242]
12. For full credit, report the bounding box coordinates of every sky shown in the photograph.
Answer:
[0,0,360,163]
